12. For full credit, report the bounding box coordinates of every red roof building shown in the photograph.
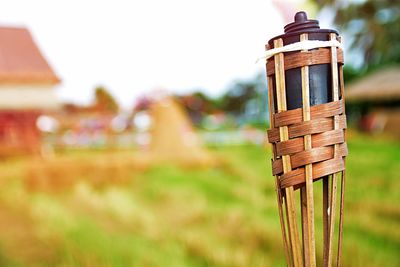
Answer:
[0,26,60,155]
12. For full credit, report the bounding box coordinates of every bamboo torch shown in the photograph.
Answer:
[265,11,347,267]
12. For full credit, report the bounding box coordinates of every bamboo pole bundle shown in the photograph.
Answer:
[265,11,347,267]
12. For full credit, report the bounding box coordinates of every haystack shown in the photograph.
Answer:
[147,97,213,166]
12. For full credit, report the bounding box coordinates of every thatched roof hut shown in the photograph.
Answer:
[346,66,400,137]
[346,66,400,102]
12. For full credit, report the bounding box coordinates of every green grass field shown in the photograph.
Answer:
[0,133,399,267]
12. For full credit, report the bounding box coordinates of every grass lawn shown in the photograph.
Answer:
[0,132,398,266]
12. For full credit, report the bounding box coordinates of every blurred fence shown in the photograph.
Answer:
[43,129,265,151]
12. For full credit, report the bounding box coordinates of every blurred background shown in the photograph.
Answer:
[0,0,398,266]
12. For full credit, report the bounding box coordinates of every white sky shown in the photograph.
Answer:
[0,0,298,108]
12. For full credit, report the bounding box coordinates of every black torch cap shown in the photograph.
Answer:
[268,11,338,48]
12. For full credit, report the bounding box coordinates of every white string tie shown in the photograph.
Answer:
[256,39,343,63]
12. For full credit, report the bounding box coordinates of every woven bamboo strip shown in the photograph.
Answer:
[273,99,344,127]
[274,38,303,267]
[267,64,291,266]
[278,158,347,189]
[266,48,344,75]
[336,55,346,267]
[326,33,340,267]
[286,164,344,190]
[289,115,345,139]
[290,145,342,169]
[300,33,316,267]
[267,115,347,143]
[272,144,348,177]
[275,129,345,157]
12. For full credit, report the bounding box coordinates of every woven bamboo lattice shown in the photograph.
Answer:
[265,13,347,267]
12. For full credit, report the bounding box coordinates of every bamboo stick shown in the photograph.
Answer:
[274,38,303,267]
[286,188,302,267]
[285,192,295,266]
[300,33,316,267]
[336,171,345,267]
[336,55,346,267]
[267,66,292,266]
[323,177,330,265]
[326,33,340,267]
[300,189,309,264]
